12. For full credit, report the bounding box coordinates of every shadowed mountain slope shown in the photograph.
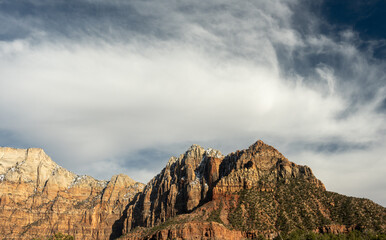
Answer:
[119,140,385,239]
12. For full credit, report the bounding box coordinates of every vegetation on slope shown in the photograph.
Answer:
[32,232,74,240]
[278,230,385,240]
[228,178,385,235]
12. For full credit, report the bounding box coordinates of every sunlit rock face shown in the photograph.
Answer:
[0,147,144,240]
[1,141,385,240]
[122,140,325,232]
[122,144,223,231]
[121,140,385,240]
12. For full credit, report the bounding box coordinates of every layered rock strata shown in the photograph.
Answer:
[1,141,384,240]
[0,147,144,240]
[121,140,385,239]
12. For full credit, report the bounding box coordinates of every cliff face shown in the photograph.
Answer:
[0,141,385,240]
[212,140,325,196]
[121,144,224,232]
[0,147,144,240]
[121,140,385,239]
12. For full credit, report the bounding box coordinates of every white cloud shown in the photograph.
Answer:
[290,141,386,206]
[316,65,335,95]
[0,0,385,206]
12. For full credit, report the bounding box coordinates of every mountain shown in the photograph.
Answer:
[0,141,384,240]
[119,140,385,239]
[0,147,144,239]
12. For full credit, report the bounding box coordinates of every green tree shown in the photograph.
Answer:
[47,232,74,240]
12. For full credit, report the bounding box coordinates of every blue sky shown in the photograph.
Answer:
[0,0,385,206]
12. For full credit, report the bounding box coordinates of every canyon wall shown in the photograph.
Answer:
[0,147,144,240]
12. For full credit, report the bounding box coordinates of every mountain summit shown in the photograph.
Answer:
[0,147,144,239]
[0,141,385,239]
[119,140,385,239]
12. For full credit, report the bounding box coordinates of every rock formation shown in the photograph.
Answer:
[120,140,385,239]
[0,141,385,240]
[0,147,144,240]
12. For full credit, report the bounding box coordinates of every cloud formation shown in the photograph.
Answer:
[0,0,385,205]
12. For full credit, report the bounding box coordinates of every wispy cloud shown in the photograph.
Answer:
[0,0,385,205]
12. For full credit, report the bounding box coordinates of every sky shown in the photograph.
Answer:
[0,0,385,206]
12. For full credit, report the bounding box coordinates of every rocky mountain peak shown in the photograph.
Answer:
[205,147,223,158]
[110,173,136,186]
[212,140,325,197]
[247,139,283,155]
[121,141,385,240]
[182,144,223,164]
[0,147,51,172]
[0,147,144,240]
[0,147,74,188]
[181,144,206,168]
[123,140,327,232]
[249,139,268,148]
[1,142,385,240]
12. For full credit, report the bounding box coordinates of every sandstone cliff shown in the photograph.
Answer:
[120,140,385,239]
[0,141,385,240]
[0,147,144,240]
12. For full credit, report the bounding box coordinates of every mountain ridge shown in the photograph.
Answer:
[0,140,385,240]
[119,140,385,239]
[0,146,144,239]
